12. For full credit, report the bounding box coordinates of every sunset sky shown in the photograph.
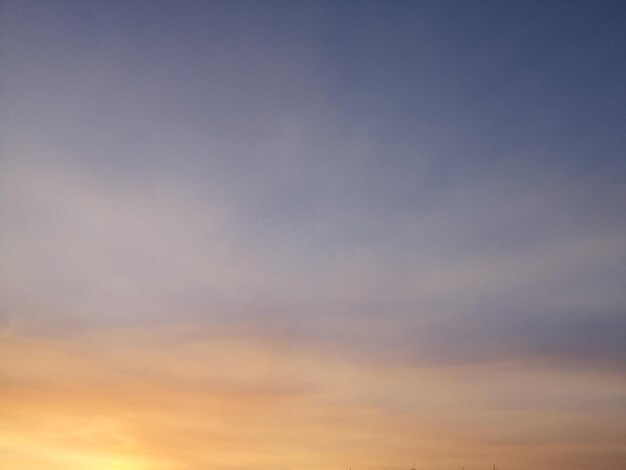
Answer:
[1,1,626,469]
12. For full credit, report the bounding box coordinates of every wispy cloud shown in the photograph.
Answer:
[2,327,625,470]
[2,1,626,468]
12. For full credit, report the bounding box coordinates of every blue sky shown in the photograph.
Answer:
[3,0,625,364]
[1,2,626,468]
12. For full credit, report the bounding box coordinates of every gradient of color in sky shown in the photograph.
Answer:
[1,1,626,469]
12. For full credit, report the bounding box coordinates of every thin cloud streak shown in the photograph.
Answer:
[2,155,625,369]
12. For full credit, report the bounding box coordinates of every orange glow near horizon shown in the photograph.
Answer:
[3,1,626,468]
[2,326,626,470]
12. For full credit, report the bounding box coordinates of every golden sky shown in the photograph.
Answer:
[3,326,625,470]
[2,1,626,469]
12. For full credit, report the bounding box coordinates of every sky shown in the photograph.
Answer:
[1,1,626,469]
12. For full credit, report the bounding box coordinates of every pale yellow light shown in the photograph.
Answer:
[109,463,128,469]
